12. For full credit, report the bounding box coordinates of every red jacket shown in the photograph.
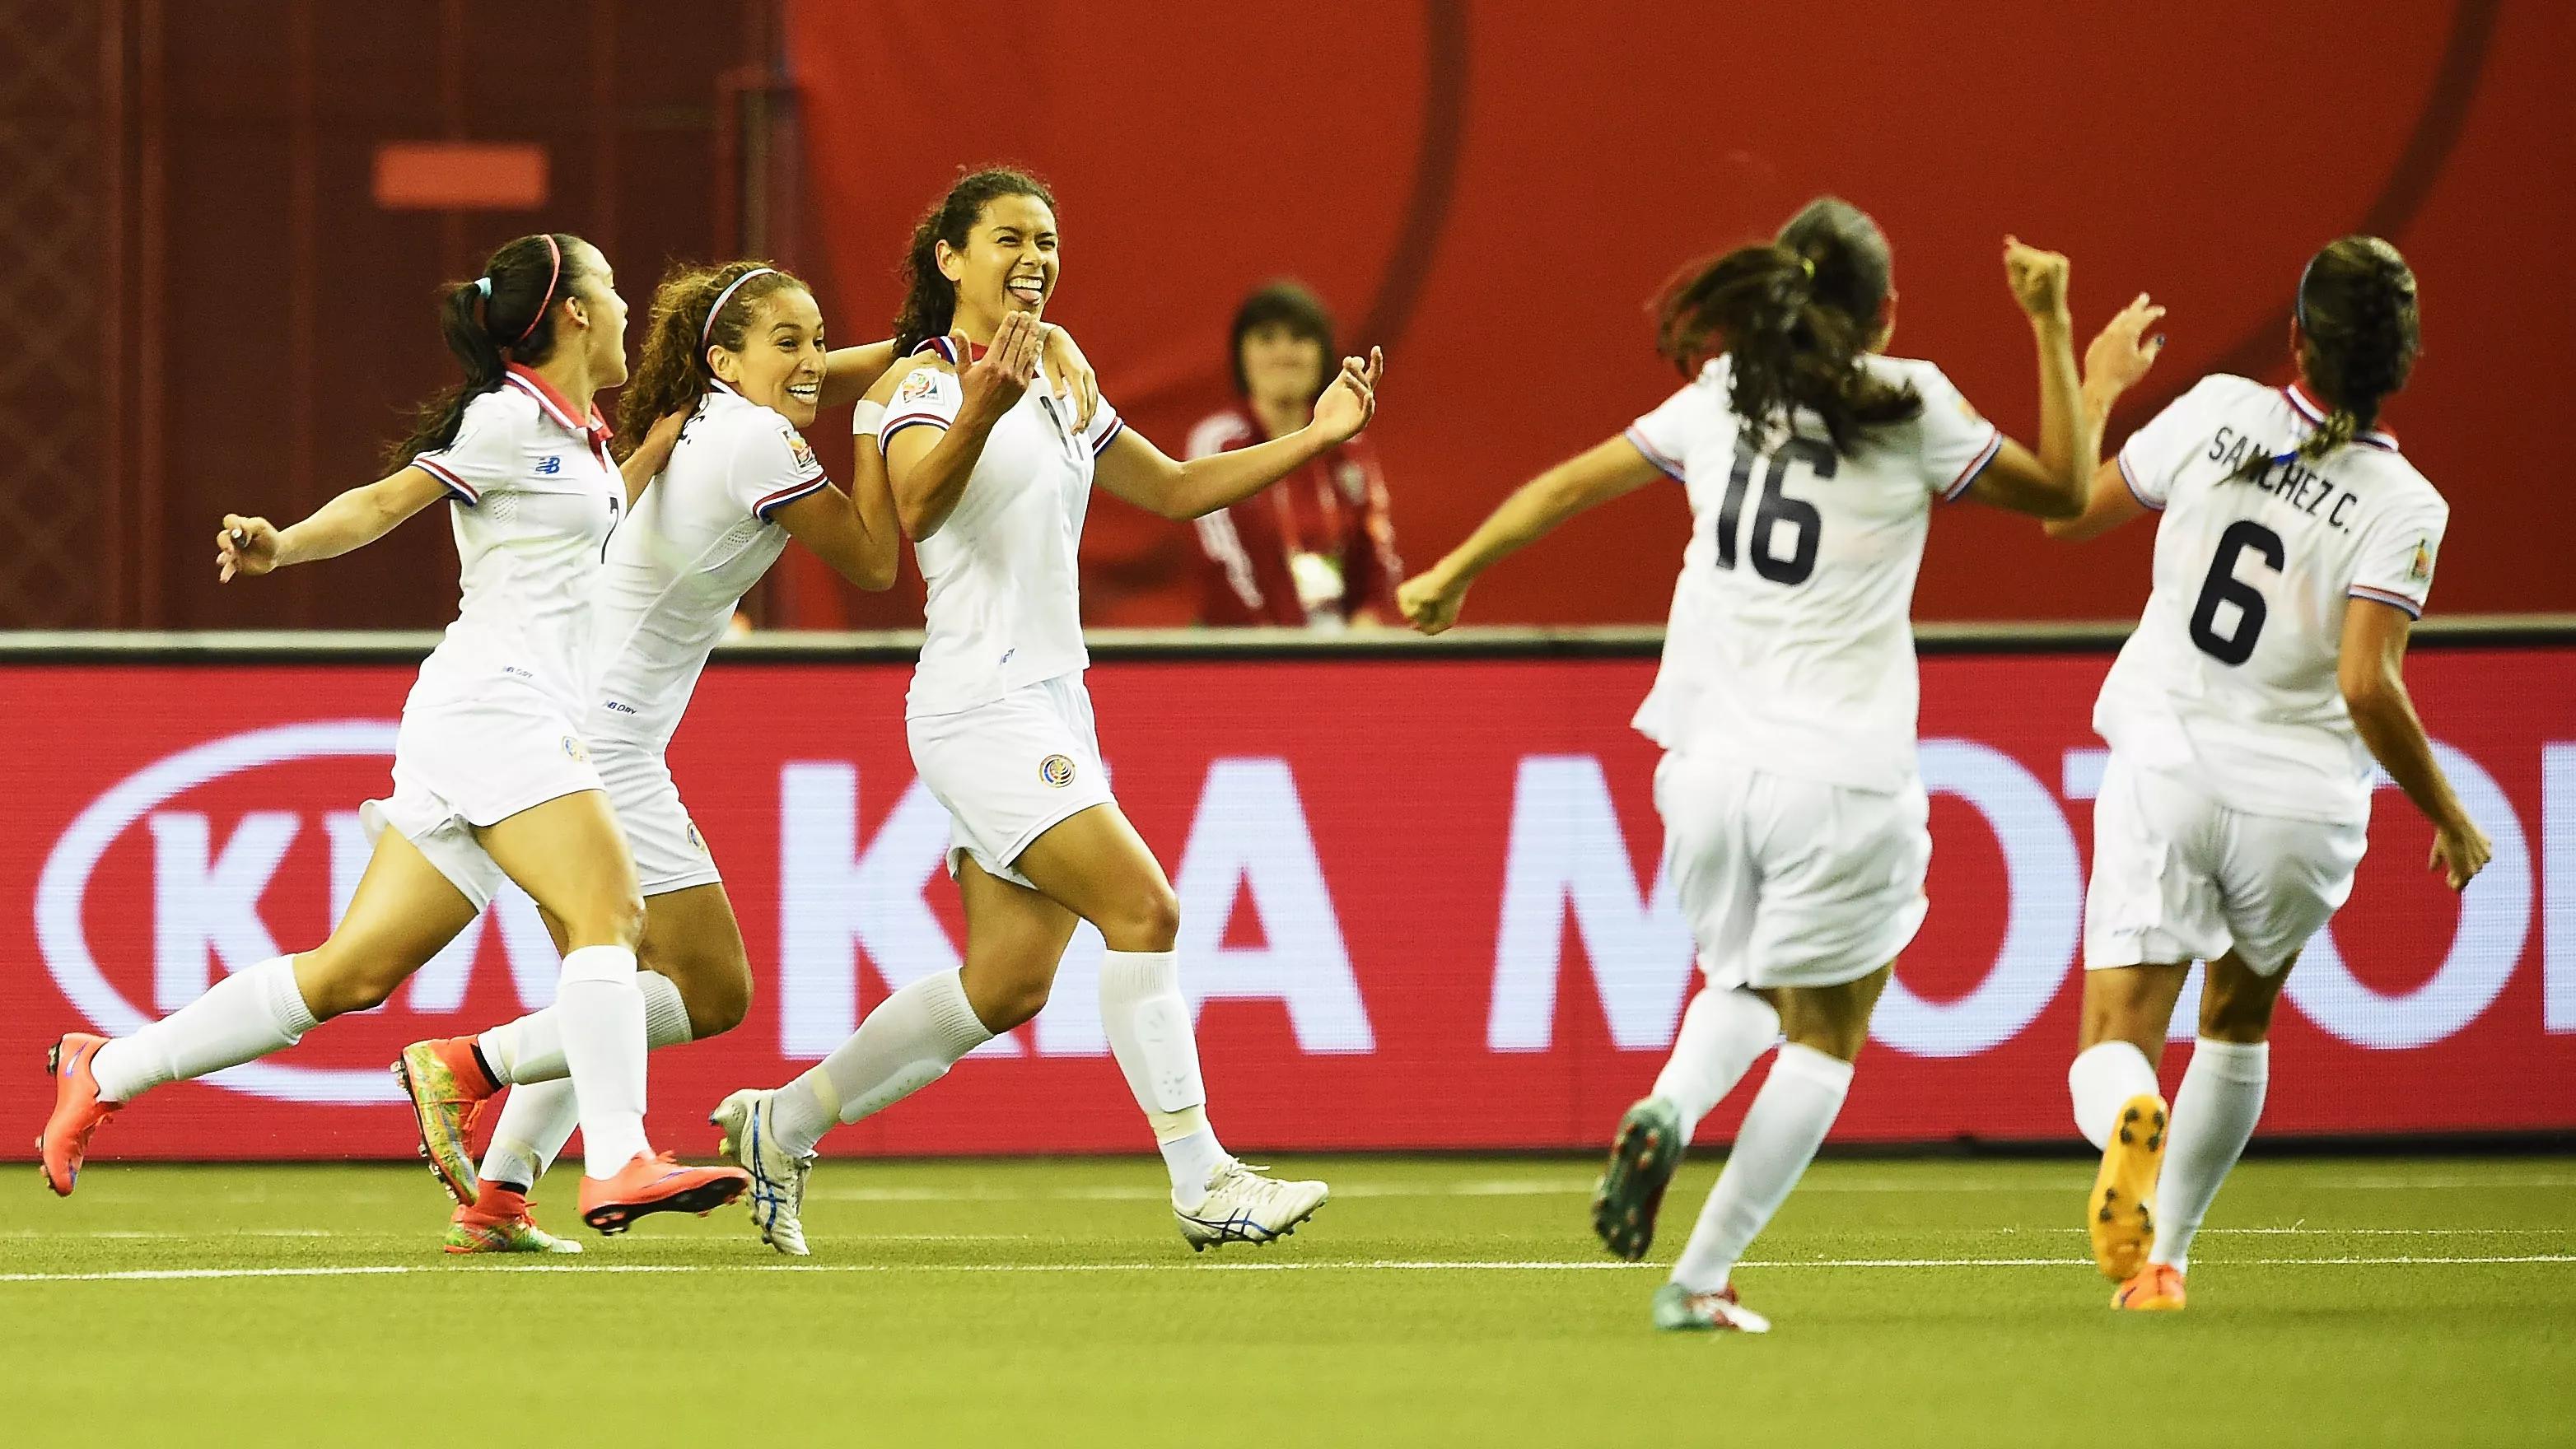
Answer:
[1184,403,1402,627]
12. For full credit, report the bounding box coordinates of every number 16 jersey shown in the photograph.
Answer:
[2097,375,2449,823]
[1626,353,2003,794]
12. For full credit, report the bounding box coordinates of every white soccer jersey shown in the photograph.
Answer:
[408,365,625,720]
[1626,353,2002,793]
[875,336,1125,717]
[2094,375,2448,822]
[590,380,833,750]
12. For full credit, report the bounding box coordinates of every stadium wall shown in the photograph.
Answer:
[779,0,2575,629]
[5,627,2569,1160]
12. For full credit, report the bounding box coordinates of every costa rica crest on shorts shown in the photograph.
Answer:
[560,734,589,762]
[1039,753,1076,788]
[686,820,707,853]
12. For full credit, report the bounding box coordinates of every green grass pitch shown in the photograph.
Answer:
[6,1154,2571,1447]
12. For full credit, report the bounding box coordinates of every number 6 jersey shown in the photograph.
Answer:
[1625,353,2002,794]
[2096,375,2449,823]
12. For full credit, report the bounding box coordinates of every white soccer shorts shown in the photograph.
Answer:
[1654,750,1932,990]
[907,673,1117,891]
[362,695,606,911]
[2083,752,2367,976]
[594,735,722,897]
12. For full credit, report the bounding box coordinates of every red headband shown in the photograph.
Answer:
[513,234,562,347]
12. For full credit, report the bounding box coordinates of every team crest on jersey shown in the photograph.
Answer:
[560,734,590,763]
[1039,753,1076,788]
[2408,538,2434,583]
[898,368,942,403]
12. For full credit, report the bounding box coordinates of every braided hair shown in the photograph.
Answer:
[2240,235,2420,478]
[1653,196,1920,454]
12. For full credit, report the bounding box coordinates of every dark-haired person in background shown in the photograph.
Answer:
[1400,198,2164,1331]
[39,233,754,1235]
[1186,281,1402,628]
[2046,236,2490,1314]
[712,169,1383,1255]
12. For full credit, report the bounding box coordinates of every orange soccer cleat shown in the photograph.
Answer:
[445,1185,583,1256]
[2112,1261,2187,1312]
[38,1033,119,1197]
[393,1037,502,1207]
[577,1152,751,1236]
[2088,1093,2167,1281]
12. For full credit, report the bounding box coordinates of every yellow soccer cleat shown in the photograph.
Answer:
[2088,1092,2166,1281]
[394,1037,502,1207]
[2112,1261,2186,1312]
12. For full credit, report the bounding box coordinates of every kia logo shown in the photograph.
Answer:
[35,721,404,1103]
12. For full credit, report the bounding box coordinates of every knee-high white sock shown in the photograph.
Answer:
[1669,1044,1855,1293]
[476,973,691,1191]
[478,1079,580,1193]
[768,968,994,1157]
[477,970,692,1085]
[2069,1040,2163,1150]
[1100,949,1228,1203]
[556,944,651,1176]
[2149,1038,2268,1274]
[1650,987,1781,1145]
[89,956,320,1104]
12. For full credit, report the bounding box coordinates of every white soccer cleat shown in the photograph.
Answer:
[709,1088,814,1257]
[1174,1159,1329,1251]
[1651,1282,1772,1334]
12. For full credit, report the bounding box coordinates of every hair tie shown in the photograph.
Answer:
[1799,255,1816,279]
[702,267,779,347]
[512,234,562,347]
[474,277,492,297]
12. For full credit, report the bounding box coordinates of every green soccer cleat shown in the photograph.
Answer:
[1593,1097,1685,1261]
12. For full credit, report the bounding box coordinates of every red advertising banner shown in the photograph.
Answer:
[3,647,2569,1161]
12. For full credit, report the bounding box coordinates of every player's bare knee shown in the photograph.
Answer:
[564,891,646,952]
[2200,953,2286,1043]
[687,969,752,1038]
[296,947,404,1022]
[985,973,1054,1031]
[1095,884,1181,953]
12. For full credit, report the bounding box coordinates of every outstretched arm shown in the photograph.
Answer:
[1093,349,1383,520]
[1966,241,2163,522]
[215,466,451,580]
[1394,436,1665,634]
[2340,598,2491,889]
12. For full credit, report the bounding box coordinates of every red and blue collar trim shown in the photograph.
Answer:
[2283,383,2398,452]
[504,362,614,444]
[908,335,988,366]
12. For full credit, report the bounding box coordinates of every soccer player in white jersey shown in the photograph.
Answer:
[2046,236,2491,1312]
[1400,198,2165,1330]
[387,259,1101,1252]
[39,232,752,1232]
[710,167,1381,1254]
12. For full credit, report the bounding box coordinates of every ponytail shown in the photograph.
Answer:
[893,165,1055,356]
[618,259,810,458]
[2235,235,2420,480]
[387,231,589,467]
[1654,240,1918,454]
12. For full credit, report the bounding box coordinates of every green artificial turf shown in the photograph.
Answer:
[5,1155,2570,1447]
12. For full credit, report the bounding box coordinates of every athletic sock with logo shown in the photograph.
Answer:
[88,955,320,1104]
[474,970,691,1086]
[1650,986,1781,1146]
[555,944,652,1176]
[2068,1039,2163,1150]
[2147,1038,2269,1274]
[1668,1044,1855,1294]
[768,967,996,1157]
[1099,949,1230,1208]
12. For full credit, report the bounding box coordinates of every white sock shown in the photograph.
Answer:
[2068,1040,2162,1150]
[88,956,319,1104]
[1650,987,1780,1146]
[770,968,994,1156]
[478,970,692,1085]
[477,1079,579,1193]
[1668,1044,1855,1293]
[556,944,651,1176]
[2149,1038,2268,1274]
[1099,949,1230,1204]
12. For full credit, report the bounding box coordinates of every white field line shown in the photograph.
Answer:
[5,1252,2574,1286]
[800,1173,2576,1204]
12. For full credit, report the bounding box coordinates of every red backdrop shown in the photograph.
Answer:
[776,0,2574,629]
[5,645,2569,1162]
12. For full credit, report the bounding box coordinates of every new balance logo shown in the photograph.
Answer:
[536,455,563,475]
